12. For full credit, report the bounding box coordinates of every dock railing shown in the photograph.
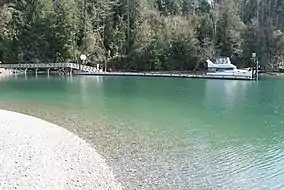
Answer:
[0,63,99,73]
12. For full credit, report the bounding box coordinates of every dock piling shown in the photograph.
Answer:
[36,68,39,76]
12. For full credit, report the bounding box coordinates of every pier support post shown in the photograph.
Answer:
[256,60,259,80]
[251,53,259,80]
[47,68,50,76]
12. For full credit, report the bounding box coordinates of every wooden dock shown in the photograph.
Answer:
[0,63,254,80]
[78,71,254,80]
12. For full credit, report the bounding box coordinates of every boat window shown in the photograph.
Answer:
[216,68,234,71]
[216,58,228,64]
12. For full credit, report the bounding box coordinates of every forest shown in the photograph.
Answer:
[0,0,284,71]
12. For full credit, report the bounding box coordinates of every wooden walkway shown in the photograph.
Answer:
[0,63,98,75]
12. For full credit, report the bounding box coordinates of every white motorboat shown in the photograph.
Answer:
[206,57,253,78]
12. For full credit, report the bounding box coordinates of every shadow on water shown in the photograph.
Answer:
[0,75,284,189]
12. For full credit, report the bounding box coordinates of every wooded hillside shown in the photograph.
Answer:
[0,0,284,71]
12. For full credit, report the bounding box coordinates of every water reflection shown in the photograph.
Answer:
[78,76,105,109]
[94,76,103,84]
[66,76,73,83]
[204,79,251,110]
[0,75,12,82]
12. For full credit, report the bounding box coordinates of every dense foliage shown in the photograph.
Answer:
[0,0,284,71]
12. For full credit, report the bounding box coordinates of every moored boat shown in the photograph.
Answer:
[206,57,253,79]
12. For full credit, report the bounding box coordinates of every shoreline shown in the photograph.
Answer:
[260,71,284,76]
[0,109,122,189]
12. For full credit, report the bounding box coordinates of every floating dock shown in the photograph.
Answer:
[78,72,254,80]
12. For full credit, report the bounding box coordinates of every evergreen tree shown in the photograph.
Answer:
[1,0,284,71]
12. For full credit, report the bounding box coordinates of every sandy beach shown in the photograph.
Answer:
[0,109,122,190]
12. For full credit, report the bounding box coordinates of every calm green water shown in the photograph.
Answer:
[1,75,284,189]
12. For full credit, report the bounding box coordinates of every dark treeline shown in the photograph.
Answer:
[0,0,284,71]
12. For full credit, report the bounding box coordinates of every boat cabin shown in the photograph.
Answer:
[207,57,237,72]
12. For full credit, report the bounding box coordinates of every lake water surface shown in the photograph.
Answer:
[0,75,284,189]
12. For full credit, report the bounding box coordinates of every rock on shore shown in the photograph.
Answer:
[0,109,122,190]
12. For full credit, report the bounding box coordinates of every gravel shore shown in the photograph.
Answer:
[0,109,122,190]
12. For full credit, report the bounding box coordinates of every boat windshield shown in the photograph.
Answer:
[215,57,230,65]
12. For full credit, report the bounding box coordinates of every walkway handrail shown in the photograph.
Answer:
[0,63,98,73]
